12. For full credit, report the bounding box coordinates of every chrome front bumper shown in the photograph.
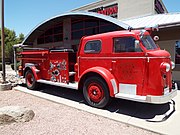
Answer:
[115,83,178,104]
[146,89,177,104]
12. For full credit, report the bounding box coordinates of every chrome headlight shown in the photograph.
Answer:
[160,62,170,72]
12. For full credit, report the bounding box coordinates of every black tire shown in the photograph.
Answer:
[25,70,38,90]
[83,77,110,108]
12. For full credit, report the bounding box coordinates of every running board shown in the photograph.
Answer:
[37,79,78,90]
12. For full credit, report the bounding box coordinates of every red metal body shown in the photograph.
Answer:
[18,30,177,107]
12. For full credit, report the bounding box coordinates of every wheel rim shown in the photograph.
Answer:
[26,73,33,87]
[87,83,104,103]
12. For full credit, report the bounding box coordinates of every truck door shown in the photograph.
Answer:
[112,37,146,95]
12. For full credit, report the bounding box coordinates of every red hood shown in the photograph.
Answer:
[147,50,170,58]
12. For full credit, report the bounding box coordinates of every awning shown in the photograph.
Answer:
[122,13,180,29]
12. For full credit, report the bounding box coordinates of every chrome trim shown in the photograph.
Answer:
[37,79,78,90]
[35,69,40,73]
[80,56,169,60]
[78,56,80,78]
[110,79,118,94]
[115,89,177,104]
[115,93,146,102]
[119,83,137,95]
[25,63,35,68]
[146,90,177,104]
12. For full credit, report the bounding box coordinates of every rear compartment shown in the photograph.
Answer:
[18,48,77,83]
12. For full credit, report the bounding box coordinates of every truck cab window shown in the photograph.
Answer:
[114,37,142,53]
[84,40,101,53]
[141,35,158,50]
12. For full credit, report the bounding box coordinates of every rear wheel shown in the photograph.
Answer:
[25,70,38,90]
[83,77,110,108]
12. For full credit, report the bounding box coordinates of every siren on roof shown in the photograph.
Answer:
[145,24,159,33]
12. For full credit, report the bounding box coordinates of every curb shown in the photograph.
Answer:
[0,83,12,91]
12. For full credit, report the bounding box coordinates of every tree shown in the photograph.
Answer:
[17,33,25,44]
[0,27,24,63]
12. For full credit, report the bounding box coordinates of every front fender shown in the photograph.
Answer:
[79,67,118,97]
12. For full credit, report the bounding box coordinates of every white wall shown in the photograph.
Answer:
[158,40,176,62]
[118,0,154,20]
[72,0,156,20]
[158,40,180,80]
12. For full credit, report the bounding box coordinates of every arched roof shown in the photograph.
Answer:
[22,11,130,45]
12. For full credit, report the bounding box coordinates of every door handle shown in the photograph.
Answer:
[110,60,116,72]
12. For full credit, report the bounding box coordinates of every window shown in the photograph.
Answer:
[54,26,63,34]
[175,41,180,64]
[114,37,142,53]
[72,21,84,30]
[100,24,119,33]
[37,23,63,44]
[85,28,99,36]
[71,18,120,40]
[54,34,63,42]
[72,30,84,39]
[84,40,101,53]
[141,35,158,50]
[85,19,99,28]
[37,37,44,44]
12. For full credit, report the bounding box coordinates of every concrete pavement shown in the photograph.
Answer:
[13,85,180,135]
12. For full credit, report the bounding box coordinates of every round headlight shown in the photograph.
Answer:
[160,62,170,72]
[171,61,175,69]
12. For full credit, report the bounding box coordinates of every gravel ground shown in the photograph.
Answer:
[0,90,158,135]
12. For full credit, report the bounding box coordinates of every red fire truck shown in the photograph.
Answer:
[17,29,177,108]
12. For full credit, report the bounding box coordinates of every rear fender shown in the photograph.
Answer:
[79,67,118,97]
[24,63,40,80]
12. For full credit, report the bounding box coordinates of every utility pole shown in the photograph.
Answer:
[1,0,6,83]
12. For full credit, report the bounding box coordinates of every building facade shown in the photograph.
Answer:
[72,0,167,20]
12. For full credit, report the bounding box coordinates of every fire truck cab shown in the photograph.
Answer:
[18,29,177,108]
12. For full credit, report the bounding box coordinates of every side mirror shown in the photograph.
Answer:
[135,40,140,46]
[153,36,159,41]
[134,40,142,52]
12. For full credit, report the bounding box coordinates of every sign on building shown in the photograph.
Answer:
[89,3,118,18]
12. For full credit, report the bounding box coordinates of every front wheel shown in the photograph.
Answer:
[83,77,110,108]
[25,70,38,90]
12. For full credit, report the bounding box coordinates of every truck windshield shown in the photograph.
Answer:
[141,35,158,50]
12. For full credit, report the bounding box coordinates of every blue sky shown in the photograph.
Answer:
[4,0,180,36]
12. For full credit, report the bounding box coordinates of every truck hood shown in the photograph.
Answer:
[147,50,171,58]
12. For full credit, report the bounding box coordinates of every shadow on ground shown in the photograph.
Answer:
[20,83,174,121]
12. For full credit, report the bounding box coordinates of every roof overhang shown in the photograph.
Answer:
[122,13,180,30]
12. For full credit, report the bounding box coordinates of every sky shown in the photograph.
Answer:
[3,0,180,36]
